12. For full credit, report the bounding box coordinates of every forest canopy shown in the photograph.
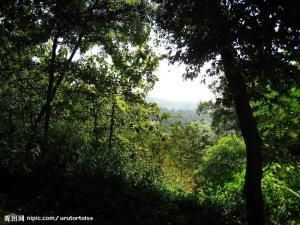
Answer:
[0,1,299,225]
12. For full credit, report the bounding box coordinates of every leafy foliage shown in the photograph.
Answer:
[1,1,300,225]
[196,135,245,188]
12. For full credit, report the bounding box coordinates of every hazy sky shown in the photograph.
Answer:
[84,37,215,104]
[148,59,214,103]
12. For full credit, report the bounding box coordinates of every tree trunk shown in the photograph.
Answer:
[28,33,83,147]
[92,100,99,151]
[221,47,265,225]
[8,108,15,150]
[108,102,116,152]
[43,33,59,149]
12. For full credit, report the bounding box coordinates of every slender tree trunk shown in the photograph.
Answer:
[43,33,59,148]
[17,52,27,139]
[19,75,27,138]
[25,0,97,151]
[221,47,265,225]
[108,102,116,152]
[92,101,99,151]
[179,145,183,183]
[29,33,83,147]
[8,108,15,150]
[29,88,33,128]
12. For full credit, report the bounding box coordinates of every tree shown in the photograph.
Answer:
[197,100,239,136]
[196,135,245,188]
[1,0,154,150]
[253,88,300,161]
[0,0,163,179]
[154,1,300,224]
[161,120,215,190]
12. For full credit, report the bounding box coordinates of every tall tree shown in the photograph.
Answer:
[154,1,300,224]
[1,0,154,149]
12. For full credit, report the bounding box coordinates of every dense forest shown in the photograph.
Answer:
[0,1,299,225]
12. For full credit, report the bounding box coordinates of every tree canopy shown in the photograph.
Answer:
[0,1,299,225]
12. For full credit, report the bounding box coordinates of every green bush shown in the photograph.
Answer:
[263,163,300,225]
[196,135,300,224]
[196,135,245,188]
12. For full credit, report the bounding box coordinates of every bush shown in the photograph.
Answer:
[196,135,245,188]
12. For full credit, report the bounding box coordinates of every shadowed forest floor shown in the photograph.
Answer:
[1,170,226,225]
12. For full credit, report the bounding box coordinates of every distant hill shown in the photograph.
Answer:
[146,97,198,110]
[146,97,211,123]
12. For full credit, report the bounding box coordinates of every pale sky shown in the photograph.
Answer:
[82,37,215,104]
[148,59,214,103]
